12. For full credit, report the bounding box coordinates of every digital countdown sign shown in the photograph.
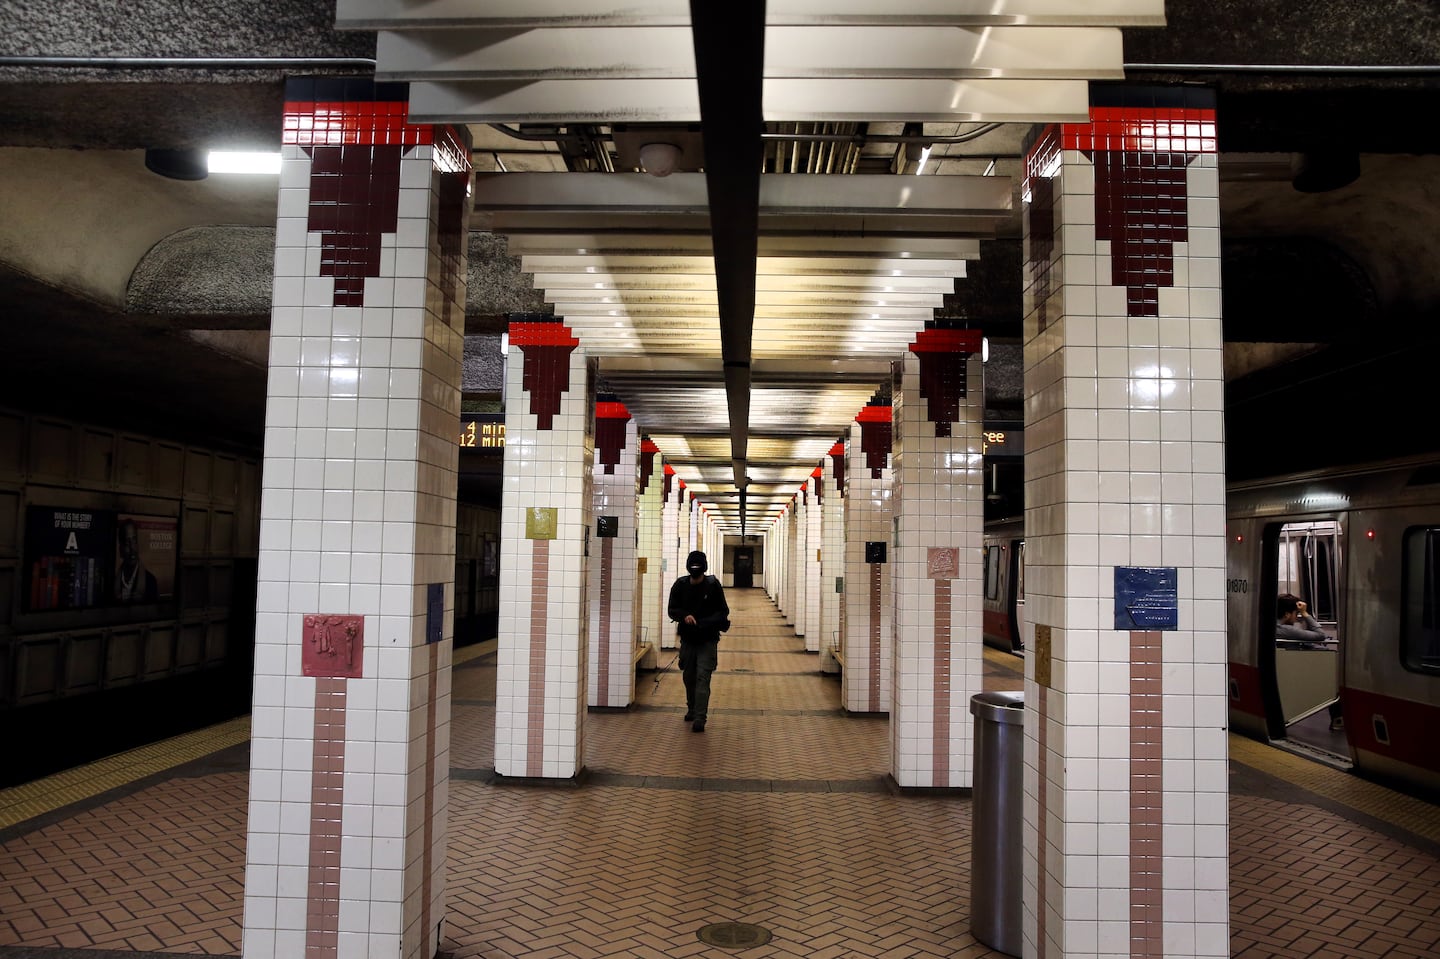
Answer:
[459,413,505,450]
[982,427,1024,457]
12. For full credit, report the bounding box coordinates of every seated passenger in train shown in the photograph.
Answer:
[1275,593,1328,643]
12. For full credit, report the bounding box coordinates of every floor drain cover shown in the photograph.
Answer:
[697,922,773,949]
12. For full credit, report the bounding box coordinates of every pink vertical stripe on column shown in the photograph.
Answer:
[598,537,613,706]
[1036,683,1048,959]
[304,677,348,958]
[1130,630,1164,957]
[932,579,952,786]
[420,643,439,955]
[528,540,550,776]
[868,562,882,712]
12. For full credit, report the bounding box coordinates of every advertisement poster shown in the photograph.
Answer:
[22,507,178,613]
[114,514,177,604]
[24,508,115,612]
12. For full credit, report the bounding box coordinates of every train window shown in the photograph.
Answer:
[1276,521,1340,624]
[1401,527,1440,674]
[984,545,1001,600]
[1016,541,1026,604]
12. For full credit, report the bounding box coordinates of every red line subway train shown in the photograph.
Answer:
[982,454,1440,795]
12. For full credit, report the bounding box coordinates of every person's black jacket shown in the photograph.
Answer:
[668,574,730,643]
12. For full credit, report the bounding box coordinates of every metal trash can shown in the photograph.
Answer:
[970,690,1025,957]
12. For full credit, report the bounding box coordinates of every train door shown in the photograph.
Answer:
[1010,539,1026,652]
[1259,520,1346,758]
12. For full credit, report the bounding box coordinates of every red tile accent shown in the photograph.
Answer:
[282,99,437,148]
[829,442,846,495]
[302,614,364,679]
[868,561,883,712]
[639,439,660,492]
[303,144,404,308]
[420,643,439,957]
[305,677,347,958]
[1062,107,1218,155]
[1130,630,1164,957]
[909,329,981,438]
[594,403,631,476]
[528,540,549,776]
[597,537,614,707]
[1037,683,1049,959]
[856,406,893,478]
[1023,126,1062,334]
[932,579,951,786]
[512,337,579,431]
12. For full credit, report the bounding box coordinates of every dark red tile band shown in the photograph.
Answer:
[305,677,347,959]
[597,537,614,707]
[868,561,882,712]
[932,579,951,786]
[420,643,439,956]
[528,540,549,776]
[1130,630,1164,958]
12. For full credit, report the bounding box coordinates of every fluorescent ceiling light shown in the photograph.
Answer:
[207,151,282,174]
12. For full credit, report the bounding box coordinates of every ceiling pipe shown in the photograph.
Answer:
[689,0,765,496]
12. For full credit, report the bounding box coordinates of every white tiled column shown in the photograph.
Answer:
[789,495,800,624]
[244,80,470,959]
[1020,90,1227,959]
[805,475,824,653]
[842,410,893,714]
[675,482,691,583]
[792,492,808,636]
[890,332,985,789]
[820,445,846,673]
[637,440,663,661]
[660,464,678,648]
[588,406,637,707]
[494,318,594,780]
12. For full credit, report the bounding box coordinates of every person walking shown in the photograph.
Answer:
[667,550,730,732]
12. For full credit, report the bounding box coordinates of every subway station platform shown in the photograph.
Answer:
[1,588,1437,959]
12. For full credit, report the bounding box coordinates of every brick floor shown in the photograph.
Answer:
[0,587,1437,958]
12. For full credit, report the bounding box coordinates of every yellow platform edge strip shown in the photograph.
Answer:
[0,716,251,831]
[1228,733,1440,843]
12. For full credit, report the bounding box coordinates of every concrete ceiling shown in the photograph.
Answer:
[2,0,1439,513]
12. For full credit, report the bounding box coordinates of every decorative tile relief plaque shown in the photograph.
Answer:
[526,506,558,540]
[1033,623,1052,688]
[596,515,619,538]
[927,546,958,580]
[835,577,844,593]
[865,541,887,564]
[637,556,647,574]
[302,614,364,678]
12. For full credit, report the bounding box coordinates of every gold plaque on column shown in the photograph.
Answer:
[526,507,558,540]
[1034,623,1053,688]
[637,557,648,574]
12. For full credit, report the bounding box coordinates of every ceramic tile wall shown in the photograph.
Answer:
[637,442,664,658]
[890,344,985,789]
[820,454,846,672]
[792,495,807,634]
[675,485,691,594]
[493,329,593,780]
[245,79,470,959]
[792,501,803,626]
[805,480,824,652]
[660,469,679,648]
[588,414,638,707]
[1019,90,1228,959]
[768,504,780,603]
[842,418,893,714]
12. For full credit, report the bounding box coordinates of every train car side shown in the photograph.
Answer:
[1226,458,1440,794]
